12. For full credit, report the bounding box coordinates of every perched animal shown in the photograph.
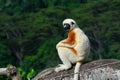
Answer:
[55,19,90,80]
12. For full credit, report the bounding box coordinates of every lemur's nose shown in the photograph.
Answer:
[63,23,70,31]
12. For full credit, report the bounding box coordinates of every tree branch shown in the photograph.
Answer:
[32,59,120,80]
[0,66,22,80]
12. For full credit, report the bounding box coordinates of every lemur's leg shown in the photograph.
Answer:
[55,47,72,72]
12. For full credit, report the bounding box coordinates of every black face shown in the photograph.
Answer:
[63,23,70,31]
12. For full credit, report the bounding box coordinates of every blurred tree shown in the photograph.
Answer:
[0,43,14,67]
[72,0,120,60]
[22,38,61,72]
[0,6,70,66]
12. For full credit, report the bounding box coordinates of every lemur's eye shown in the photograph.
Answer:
[71,22,75,25]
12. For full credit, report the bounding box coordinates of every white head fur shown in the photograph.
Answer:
[63,19,77,31]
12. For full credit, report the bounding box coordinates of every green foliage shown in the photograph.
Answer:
[0,43,14,67]
[0,0,87,15]
[27,69,36,80]
[71,0,120,59]
[22,38,61,72]
[17,67,36,80]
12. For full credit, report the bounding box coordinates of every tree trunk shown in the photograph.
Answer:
[92,32,103,59]
[32,59,120,80]
[0,66,22,80]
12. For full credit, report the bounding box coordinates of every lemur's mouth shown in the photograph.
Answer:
[63,24,70,31]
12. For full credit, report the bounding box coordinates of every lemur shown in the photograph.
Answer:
[55,19,90,80]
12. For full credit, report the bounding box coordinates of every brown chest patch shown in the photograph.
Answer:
[63,30,77,55]
[63,30,76,45]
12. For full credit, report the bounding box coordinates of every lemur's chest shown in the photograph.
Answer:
[65,30,76,45]
[63,30,77,55]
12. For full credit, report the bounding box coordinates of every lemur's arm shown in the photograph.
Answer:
[56,30,76,48]
[56,39,76,48]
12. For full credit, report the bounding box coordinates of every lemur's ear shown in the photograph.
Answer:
[71,22,75,25]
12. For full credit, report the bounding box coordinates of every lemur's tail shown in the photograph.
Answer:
[74,62,81,80]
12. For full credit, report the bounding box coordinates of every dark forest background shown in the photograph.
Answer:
[0,0,120,79]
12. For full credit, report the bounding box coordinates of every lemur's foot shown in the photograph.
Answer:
[55,64,64,72]
[55,64,71,72]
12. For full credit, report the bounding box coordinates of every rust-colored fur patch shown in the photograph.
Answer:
[63,30,76,44]
[63,30,77,55]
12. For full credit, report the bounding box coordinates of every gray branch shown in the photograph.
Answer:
[0,66,22,80]
[32,59,120,80]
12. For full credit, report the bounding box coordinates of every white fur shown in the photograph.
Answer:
[55,19,90,80]
[74,62,81,80]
